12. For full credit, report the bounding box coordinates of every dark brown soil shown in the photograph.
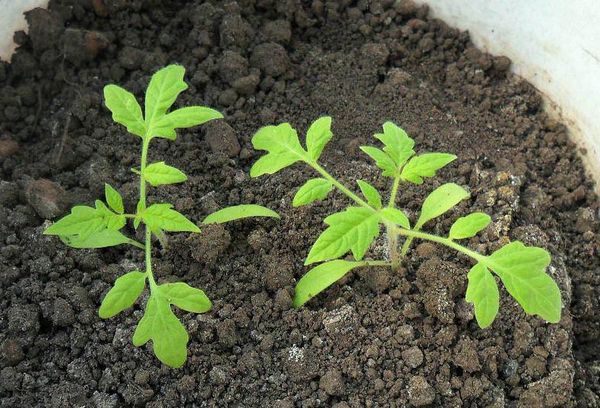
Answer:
[1,1,599,407]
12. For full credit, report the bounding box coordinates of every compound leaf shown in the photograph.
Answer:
[159,282,212,313]
[294,260,365,307]
[465,263,499,328]
[144,65,188,130]
[103,84,146,137]
[374,122,414,169]
[132,295,189,368]
[449,212,491,240]
[293,178,333,207]
[401,153,457,185]
[99,271,146,318]
[306,116,333,161]
[487,241,561,323]
[305,207,380,265]
[416,183,469,229]
[202,204,280,224]
[60,229,133,249]
[250,123,307,177]
[143,162,188,186]
[379,208,410,229]
[44,205,104,239]
[143,204,200,233]
[357,180,382,209]
[360,146,396,177]
[105,184,124,214]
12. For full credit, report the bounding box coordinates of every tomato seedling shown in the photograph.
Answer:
[250,117,562,328]
[45,65,279,367]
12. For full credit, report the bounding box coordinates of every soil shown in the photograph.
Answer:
[1,0,599,407]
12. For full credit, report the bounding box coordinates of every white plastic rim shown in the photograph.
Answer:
[2,0,599,190]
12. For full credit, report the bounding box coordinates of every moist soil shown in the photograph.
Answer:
[1,1,599,407]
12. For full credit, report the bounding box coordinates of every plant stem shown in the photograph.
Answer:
[357,260,392,267]
[138,135,158,290]
[395,228,487,264]
[400,235,414,258]
[310,161,374,210]
[387,224,401,269]
[387,176,401,208]
[128,239,145,250]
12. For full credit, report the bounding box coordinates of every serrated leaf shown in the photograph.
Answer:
[132,295,189,368]
[103,85,146,137]
[60,229,134,249]
[202,204,280,224]
[293,260,364,307]
[400,153,457,184]
[466,263,499,328]
[143,204,200,233]
[293,178,333,207]
[374,122,415,168]
[143,162,188,186]
[360,146,397,177]
[149,106,223,140]
[159,282,212,313]
[250,123,307,177]
[144,65,188,132]
[449,212,491,240]
[99,271,146,318]
[44,205,105,239]
[379,208,410,229]
[306,116,332,161]
[105,184,124,214]
[415,183,470,229]
[305,207,380,265]
[486,241,561,323]
[357,180,382,209]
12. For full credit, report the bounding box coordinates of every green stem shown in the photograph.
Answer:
[400,235,414,257]
[309,161,374,210]
[387,224,401,269]
[387,176,401,208]
[138,135,158,291]
[128,239,145,250]
[356,260,392,267]
[396,228,487,264]
[145,228,157,290]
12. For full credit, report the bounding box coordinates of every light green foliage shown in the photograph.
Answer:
[449,212,491,240]
[293,178,333,207]
[251,117,562,329]
[202,204,280,224]
[44,64,279,367]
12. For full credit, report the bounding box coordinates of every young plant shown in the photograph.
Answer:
[44,65,278,367]
[250,117,562,328]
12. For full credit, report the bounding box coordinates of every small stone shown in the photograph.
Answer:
[205,121,241,157]
[118,46,145,70]
[25,179,70,219]
[218,51,249,85]
[191,223,231,264]
[360,43,390,67]
[52,298,75,327]
[407,375,435,406]
[319,368,345,396]
[220,14,254,49]
[262,20,292,45]
[25,8,63,53]
[274,288,292,310]
[1,339,24,366]
[251,42,289,77]
[216,320,238,348]
[64,29,109,66]
[218,88,238,107]
[263,254,294,291]
[232,74,260,96]
[416,242,437,258]
[209,366,229,384]
[575,207,595,233]
[0,139,19,158]
[493,56,511,72]
[402,346,424,368]
[395,0,418,16]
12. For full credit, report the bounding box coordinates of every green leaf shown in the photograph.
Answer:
[306,116,333,161]
[149,106,223,140]
[305,207,380,265]
[105,184,124,214]
[103,84,146,137]
[144,65,188,131]
[132,295,189,368]
[415,183,470,230]
[360,146,397,177]
[400,153,457,184]
[143,162,188,187]
[293,178,333,207]
[159,282,212,313]
[203,204,280,224]
[293,260,364,307]
[60,230,133,249]
[99,271,146,318]
[250,123,307,177]
[379,208,410,229]
[374,122,415,169]
[449,212,491,240]
[143,204,200,233]
[465,263,499,328]
[486,242,561,323]
[357,180,382,209]
[95,200,126,230]
[44,205,104,238]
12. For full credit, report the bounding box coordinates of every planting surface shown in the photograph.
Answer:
[0,1,598,406]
